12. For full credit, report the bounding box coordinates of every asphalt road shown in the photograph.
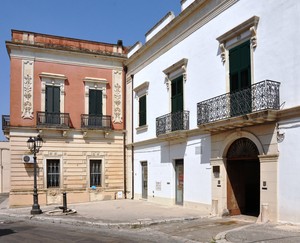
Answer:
[0,218,194,243]
[0,216,254,243]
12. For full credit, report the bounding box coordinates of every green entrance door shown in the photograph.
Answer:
[175,159,184,205]
[229,40,251,117]
[141,162,148,199]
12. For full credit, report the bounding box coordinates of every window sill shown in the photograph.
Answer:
[136,125,148,133]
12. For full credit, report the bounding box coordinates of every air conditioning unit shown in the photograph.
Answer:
[22,154,34,163]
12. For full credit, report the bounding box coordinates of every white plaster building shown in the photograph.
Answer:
[126,0,300,224]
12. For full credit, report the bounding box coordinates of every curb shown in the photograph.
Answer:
[214,223,255,243]
[0,211,201,229]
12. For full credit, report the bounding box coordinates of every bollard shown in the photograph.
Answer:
[62,192,67,213]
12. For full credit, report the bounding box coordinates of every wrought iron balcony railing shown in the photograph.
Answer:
[156,110,190,136]
[2,115,10,130]
[81,114,112,129]
[37,112,71,128]
[197,80,280,125]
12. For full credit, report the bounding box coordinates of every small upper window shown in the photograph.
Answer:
[134,81,149,131]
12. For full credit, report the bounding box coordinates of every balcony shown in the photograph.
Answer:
[2,115,10,131]
[197,80,280,131]
[156,110,190,137]
[37,112,71,128]
[81,114,112,130]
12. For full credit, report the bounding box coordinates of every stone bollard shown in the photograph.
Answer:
[261,203,269,223]
[62,192,67,213]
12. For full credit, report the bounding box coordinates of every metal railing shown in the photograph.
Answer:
[81,114,112,129]
[156,110,190,136]
[2,115,10,130]
[197,80,280,125]
[37,112,71,128]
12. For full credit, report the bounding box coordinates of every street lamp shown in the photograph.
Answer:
[27,135,43,214]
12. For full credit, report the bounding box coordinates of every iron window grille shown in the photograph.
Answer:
[47,160,60,188]
[90,160,102,187]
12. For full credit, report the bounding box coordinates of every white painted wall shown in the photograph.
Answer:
[134,135,211,205]
[130,0,300,216]
[133,0,300,144]
[278,118,300,223]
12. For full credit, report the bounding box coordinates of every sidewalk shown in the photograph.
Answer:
[0,198,211,228]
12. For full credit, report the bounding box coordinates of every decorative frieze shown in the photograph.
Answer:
[112,70,123,123]
[22,60,34,119]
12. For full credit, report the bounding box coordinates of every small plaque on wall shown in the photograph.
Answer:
[156,181,162,191]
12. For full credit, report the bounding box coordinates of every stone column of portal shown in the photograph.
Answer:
[258,154,279,222]
[211,157,227,216]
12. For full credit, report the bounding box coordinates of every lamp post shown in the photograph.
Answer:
[27,135,43,215]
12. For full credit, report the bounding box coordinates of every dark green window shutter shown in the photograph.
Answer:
[229,40,251,92]
[139,95,147,126]
[89,90,102,115]
[46,86,60,113]
[171,75,183,113]
[229,40,251,116]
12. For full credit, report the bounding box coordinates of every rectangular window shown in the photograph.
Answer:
[47,159,60,188]
[139,95,147,126]
[171,75,183,113]
[90,160,102,187]
[88,89,103,127]
[229,40,251,117]
[45,86,61,125]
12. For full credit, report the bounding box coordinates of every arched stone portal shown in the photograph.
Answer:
[226,137,260,216]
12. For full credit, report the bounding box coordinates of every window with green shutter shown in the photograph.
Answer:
[46,86,60,113]
[45,86,60,124]
[229,40,251,116]
[89,89,103,115]
[88,89,103,126]
[171,75,183,113]
[139,95,147,126]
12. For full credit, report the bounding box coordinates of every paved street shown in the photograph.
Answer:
[0,216,252,243]
[1,196,300,242]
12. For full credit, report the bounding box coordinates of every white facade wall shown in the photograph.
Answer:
[278,118,300,223]
[133,0,300,144]
[134,135,211,206]
[128,0,300,219]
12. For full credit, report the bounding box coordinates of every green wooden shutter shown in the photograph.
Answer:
[229,40,251,92]
[46,86,60,113]
[229,40,251,116]
[139,95,146,126]
[171,76,183,113]
[89,90,102,115]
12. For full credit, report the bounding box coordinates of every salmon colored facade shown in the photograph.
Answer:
[5,30,128,207]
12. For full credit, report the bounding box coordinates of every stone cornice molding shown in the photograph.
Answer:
[133,81,149,94]
[7,42,126,70]
[217,15,259,63]
[39,72,67,80]
[83,77,108,85]
[125,0,238,77]
[163,58,188,90]
[216,16,260,44]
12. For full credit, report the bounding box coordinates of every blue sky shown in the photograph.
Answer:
[0,0,181,141]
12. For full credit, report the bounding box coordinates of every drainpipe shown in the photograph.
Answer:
[131,74,135,199]
[123,65,127,199]
[123,131,127,199]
